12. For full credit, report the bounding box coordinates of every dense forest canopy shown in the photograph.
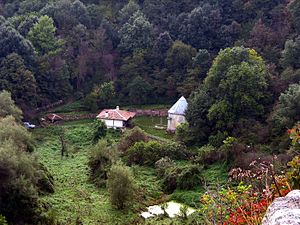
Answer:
[0,0,298,111]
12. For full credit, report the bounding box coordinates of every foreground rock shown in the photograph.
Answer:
[262,190,300,225]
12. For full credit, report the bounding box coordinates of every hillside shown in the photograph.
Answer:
[0,0,299,224]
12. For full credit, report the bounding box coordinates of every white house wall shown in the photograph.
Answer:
[101,119,124,128]
[167,114,186,131]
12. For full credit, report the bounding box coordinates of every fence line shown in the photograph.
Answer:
[128,109,168,117]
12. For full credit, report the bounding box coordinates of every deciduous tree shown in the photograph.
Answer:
[270,83,300,133]
[27,15,63,56]
[0,53,37,106]
[0,16,34,60]
[118,10,153,54]
[205,47,269,130]
[0,91,23,121]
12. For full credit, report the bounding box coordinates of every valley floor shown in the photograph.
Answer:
[33,118,228,224]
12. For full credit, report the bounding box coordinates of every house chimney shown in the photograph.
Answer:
[116,106,119,110]
[105,111,109,118]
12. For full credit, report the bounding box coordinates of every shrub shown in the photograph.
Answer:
[155,157,176,178]
[208,131,228,147]
[194,142,236,166]
[126,141,162,166]
[162,164,203,193]
[162,142,190,160]
[0,215,7,225]
[287,155,300,189]
[161,166,178,193]
[0,116,35,152]
[207,159,294,225]
[107,161,135,210]
[193,145,218,165]
[92,120,107,143]
[37,164,54,194]
[286,126,300,189]
[118,127,148,152]
[1,176,40,223]
[0,90,23,121]
[88,139,118,187]
[199,183,273,225]
[0,141,53,224]
[176,164,203,190]
[270,132,291,154]
[175,122,194,146]
[107,128,122,139]
[126,140,189,166]
[231,151,273,170]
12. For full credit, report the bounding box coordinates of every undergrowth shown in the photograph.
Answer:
[34,121,137,224]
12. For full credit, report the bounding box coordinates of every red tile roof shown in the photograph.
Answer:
[47,113,63,121]
[96,108,136,121]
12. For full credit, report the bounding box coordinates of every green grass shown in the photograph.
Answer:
[202,162,229,186]
[54,101,169,114]
[133,116,174,140]
[53,100,86,113]
[170,189,204,208]
[132,166,164,203]
[54,111,93,117]
[34,121,138,225]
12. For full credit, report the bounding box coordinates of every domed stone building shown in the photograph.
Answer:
[167,96,188,132]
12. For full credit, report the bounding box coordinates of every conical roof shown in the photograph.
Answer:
[168,96,188,115]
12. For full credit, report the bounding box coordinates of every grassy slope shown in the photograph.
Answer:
[132,116,174,140]
[34,120,137,224]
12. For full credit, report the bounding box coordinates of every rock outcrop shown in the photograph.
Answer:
[262,190,300,225]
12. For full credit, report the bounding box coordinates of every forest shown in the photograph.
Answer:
[0,0,300,224]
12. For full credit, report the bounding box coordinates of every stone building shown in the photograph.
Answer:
[167,96,188,132]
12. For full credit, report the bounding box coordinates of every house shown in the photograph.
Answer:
[167,96,188,132]
[46,113,63,123]
[96,106,136,129]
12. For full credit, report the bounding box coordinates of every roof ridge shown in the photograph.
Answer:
[114,109,126,120]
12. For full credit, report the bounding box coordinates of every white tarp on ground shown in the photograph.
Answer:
[141,201,195,219]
